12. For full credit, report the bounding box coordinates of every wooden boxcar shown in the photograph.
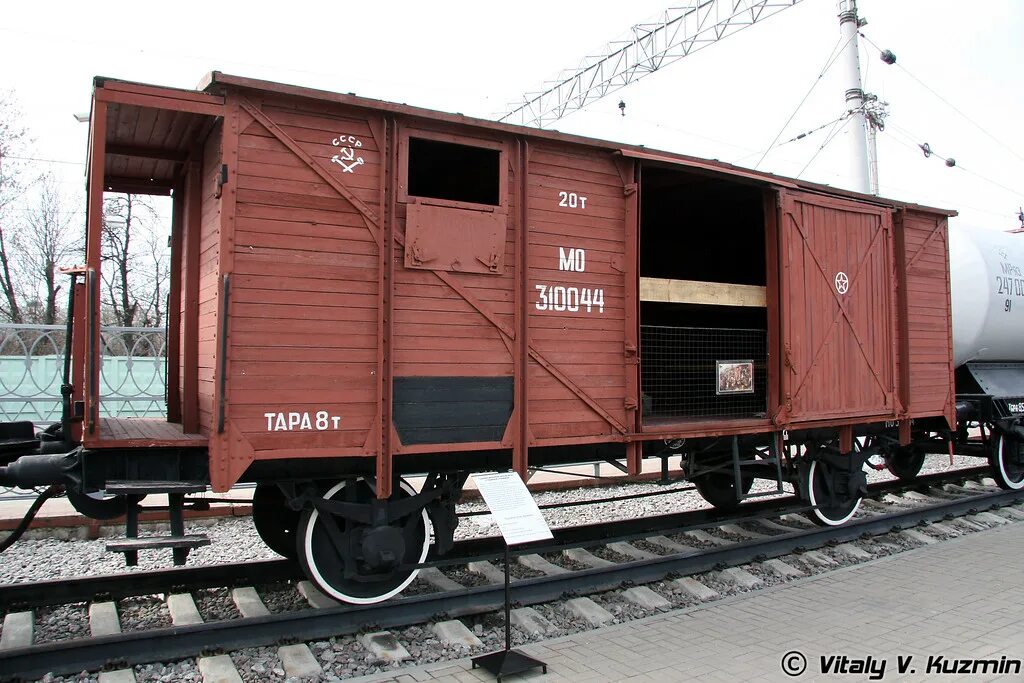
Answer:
[24,73,960,601]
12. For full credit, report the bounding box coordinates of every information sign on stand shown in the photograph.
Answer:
[470,472,551,680]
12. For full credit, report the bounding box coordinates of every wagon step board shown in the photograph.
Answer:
[105,480,206,495]
[106,535,211,552]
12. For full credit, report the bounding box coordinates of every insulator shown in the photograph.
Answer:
[618,100,626,117]
[880,49,896,65]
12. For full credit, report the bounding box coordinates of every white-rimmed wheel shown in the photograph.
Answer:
[804,459,862,526]
[298,478,430,605]
[989,432,1024,490]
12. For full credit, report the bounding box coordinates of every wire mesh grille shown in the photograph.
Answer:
[641,325,767,419]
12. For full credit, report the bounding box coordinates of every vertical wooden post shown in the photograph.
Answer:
[376,117,397,501]
[513,140,531,480]
[618,158,641,476]
[166,178,184,423]
[210,96,241,487]
[892,210,910,417]
[181,158,201,434]
[764,189,783,424]
[84,100,107,436]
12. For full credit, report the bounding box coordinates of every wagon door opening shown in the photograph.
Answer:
[79,86,223,449]
[638,165,770,425]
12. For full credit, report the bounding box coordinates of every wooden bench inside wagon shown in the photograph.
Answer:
[0,73,961,603]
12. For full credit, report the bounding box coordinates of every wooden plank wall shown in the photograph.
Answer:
[197,125,222,434]
[781,194,893,421]
[901,210,955,423]
[228,98,381,455]
[390,127,515,452]
[527,144,628,441]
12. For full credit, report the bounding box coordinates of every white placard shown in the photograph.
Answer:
[472,472,554,546]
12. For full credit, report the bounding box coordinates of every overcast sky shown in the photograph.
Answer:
[2,0,1021,232]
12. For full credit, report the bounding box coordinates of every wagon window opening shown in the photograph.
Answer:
[638,166,769,423]
[407,137,500,206]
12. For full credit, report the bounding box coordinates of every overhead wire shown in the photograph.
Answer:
[797,116,851,179]
[886,122,1021,197]
[754,32,853,169]
[860,32,1024,164]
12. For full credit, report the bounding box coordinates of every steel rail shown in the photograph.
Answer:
[0,465,990,610]
[0,472,1013,680]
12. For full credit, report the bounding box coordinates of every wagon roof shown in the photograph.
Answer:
[90,72,956,217]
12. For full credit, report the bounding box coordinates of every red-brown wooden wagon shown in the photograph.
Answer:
[0,73,960,603]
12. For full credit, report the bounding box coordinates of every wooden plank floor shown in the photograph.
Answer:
[92,417,206,447]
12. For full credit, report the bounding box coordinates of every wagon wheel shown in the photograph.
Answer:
[298,478,430,605]
[803,458,863,526]
[252,483,301,559]
[885,444,926,481]
[693,472,754,510]
[989,431,1024,490]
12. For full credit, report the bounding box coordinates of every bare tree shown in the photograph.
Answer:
[0,91,34,323]
[19,173,82,324]
[101,193,168,328]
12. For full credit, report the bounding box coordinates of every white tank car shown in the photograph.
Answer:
[950,226,1024,367]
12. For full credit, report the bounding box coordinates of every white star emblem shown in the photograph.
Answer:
[835,272,849,294]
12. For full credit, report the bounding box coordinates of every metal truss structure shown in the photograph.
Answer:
[502,0,804,128]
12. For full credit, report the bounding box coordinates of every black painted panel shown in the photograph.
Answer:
[393,376,514,445]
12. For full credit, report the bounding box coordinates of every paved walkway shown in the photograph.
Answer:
[352,522,1024,682]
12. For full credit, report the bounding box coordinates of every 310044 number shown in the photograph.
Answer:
[535,284,604,313]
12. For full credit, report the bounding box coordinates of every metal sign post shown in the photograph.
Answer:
[470,472,552,680]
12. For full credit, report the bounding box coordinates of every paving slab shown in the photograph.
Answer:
[606,540,658,560]
[510,607,556,637]
[833,543,873,561]
[971,511,1010,526]
[562,547,612,568]
[98,671,137,683]
[432,620,483,649]
[360,631,412,664]
[682,529,729,546]
[717,523,766,539]
[342,520,1024,683]
[198,654,243,683]
[779,513,816,528]
[0,611,32,649]
[645,534,697,554]
[166,592,203,626]
[298,580,338,608]
[517,553,567,575]
[419,567,465,592]
[761,558,805,579]
[900,529,937,545]
[279,643,323,678]
[563,597,614,626]
[714,566,763,589]
[230,586,270,618]
[994,506,1024,521]
[620,586,671,611]
[752,518,804,534]
[672,577,719,601]
[797,550,837,567]
[925,522,960,536]
[466,560,505,584]
[89,601,121,637]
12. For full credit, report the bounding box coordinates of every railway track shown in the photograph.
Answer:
[0,466,1019,681]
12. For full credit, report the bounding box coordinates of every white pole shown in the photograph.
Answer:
[838,0,873,194]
